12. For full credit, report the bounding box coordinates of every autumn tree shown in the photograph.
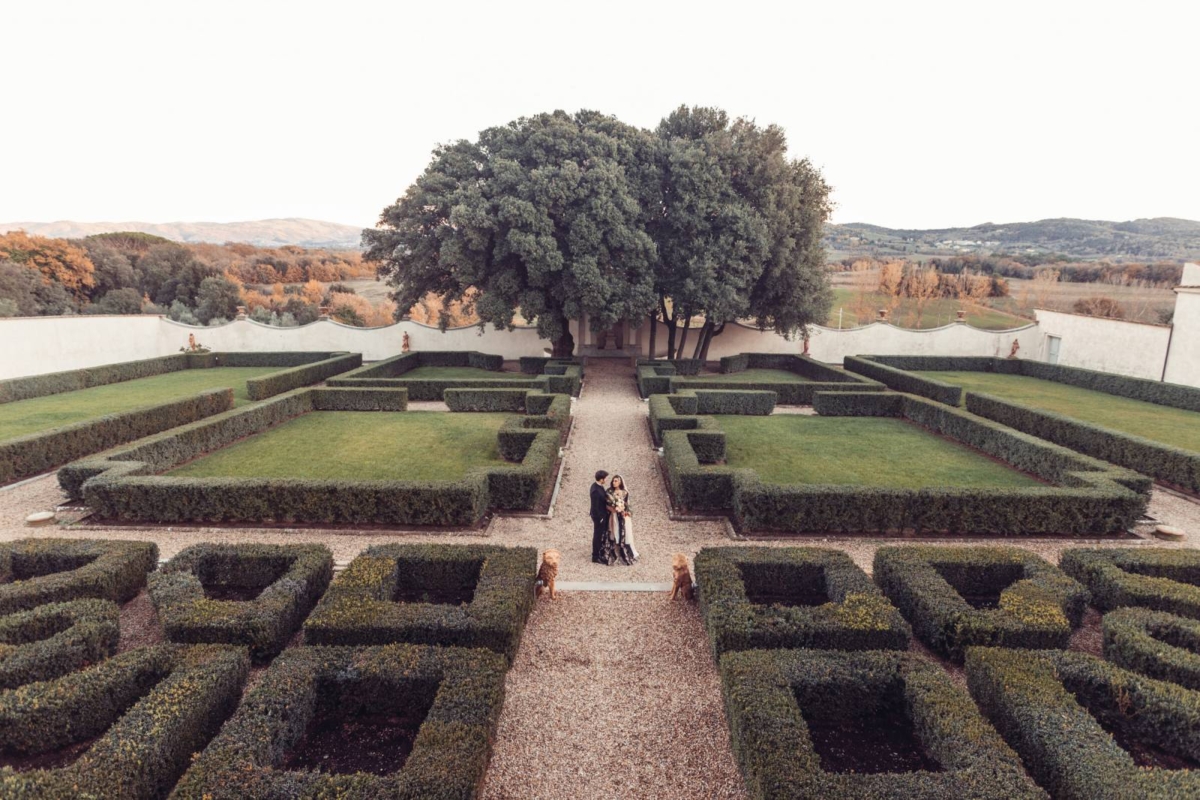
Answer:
[908,266,942,327]
[0,231,95,301]
[1073,296,1125,319]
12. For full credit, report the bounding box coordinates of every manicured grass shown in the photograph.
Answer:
[399,366,509,379]
[689,368,813,383]
[918,371,1200,452]
[168,411,511,480]
[713,415,1043,488]
[0,367,279,440]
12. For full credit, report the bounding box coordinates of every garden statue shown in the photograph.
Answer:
[402,331,410,353]
[1008,340,1020,359]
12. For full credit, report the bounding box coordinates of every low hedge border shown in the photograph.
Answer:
[0,643,248,800]
[967,646,1200,799]
[65,386,559,526]
[0,598,120,690]
[304,544,536,661]
[1103,607,1200,690]
[0,353,196,405]
[848,354,1200,494]
[330,350,585,399]
[648,389,774,444]
[720,648,1045,800]
[695,547,910,655]
[637,357,703,376]
[171,643,506,800]
[874,546,1088,662]
[1061,547,1200,618]
[662,390,1148,535]
[660,353,885,405]
[242,351,362,400]
[519,355,582,374]
[149,543,333,661]
[0,538,158,615]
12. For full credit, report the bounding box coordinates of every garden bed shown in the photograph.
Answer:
[874,546,1089,662]
[331,350,582,399]
[171,644,507,799]
[304,544,537,661]
[0,538,158,614]
[1103,607,1200,690]
[639,352,882,403]
[662,390,1148,535]
[1061,547,1200,618]
[694,547,910,655]
[0,599,120,689]
[149,543,334,661]
[720,648,1044,800]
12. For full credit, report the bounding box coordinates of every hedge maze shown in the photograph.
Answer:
[1103,607,1200,691]
[1061,547,1200,618]
[330,349,583,399]
[639,352,883,403]
[0,537,157,614]
[0,598,120,689]
[0,351,361,486]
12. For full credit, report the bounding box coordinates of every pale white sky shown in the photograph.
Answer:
[3,0,1197,229]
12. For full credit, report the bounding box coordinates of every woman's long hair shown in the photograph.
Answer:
[609,474,625,493]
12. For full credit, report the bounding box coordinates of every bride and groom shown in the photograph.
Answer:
[590,470,639,566]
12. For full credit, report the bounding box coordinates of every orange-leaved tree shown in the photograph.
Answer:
[0,230,95,300]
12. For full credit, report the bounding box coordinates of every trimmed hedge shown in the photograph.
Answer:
[66,387,560,525]
[1103,607,1200,690]
[0,353,192,405]
[445,387,533,412]
[695,389,777,415]
[0,599,120,690]
[242,351,362,400]
[150,543,333,661]
[638,357,703,376]
[304,544,537,661]
[663,390,1148,535]
[695,547,910,655]
[844,355,965,406]
[0,538,158,614]
[1061,547,1200,618]
[875,546,1088,662]
[328,350,583,399]
[967,647,1200,799]
[519,355,582,374]
[664,353,885,405]
[636,363,676,397]
[720,648,1045,800]
[172,643,507,800]
[648,390,772,444]
[0,644,248,800]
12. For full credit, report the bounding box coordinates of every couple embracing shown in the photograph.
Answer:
[590,470,639,566]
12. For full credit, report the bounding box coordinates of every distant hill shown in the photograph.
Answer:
[0,218,364,250]
[826,217,1200,261]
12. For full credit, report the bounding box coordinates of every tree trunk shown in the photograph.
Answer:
[692,320,712,360]
[662,297,677,360]
[552,324,575,358]
[698,321,725,362]
[647,312,658,360]
[677,313,692,362]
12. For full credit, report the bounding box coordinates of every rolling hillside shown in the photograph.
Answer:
[0,218,363,250]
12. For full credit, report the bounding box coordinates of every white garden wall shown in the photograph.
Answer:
[1164,263,1200,387]
[1032,309,1172,381]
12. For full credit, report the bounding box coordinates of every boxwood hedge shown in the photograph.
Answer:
[664,352,885,405]
[648,389,774,444]
[304,544,536,661]
[66,387,561,526]
[0,353,197,404]
[695,547,910,655]
[0,598,120,690]
[874,546,1088,662]
[0,537,158,614]
[967,647,1200,799]
[240,351,362,399]
[720,648,1045,800]
[662,390,1148,535]
[171,643,507,800]
[330,350,583,399]
[1103,607,1200,690]
[1061,547,1200,618]
[149,543,333,661]
[0,643,248,800]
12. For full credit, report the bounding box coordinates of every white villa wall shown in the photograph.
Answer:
[0,315,163,379]
[1032,309,1172,381]
[1164,262,1200,387]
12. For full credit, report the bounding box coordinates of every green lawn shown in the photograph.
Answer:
[399,366,509,379]
[916,371,1200,452]
[688,369,813,384]
[168,411,511,480]
[0,367,280,440]
[713,415,1042,489]
[828,288,1030,331]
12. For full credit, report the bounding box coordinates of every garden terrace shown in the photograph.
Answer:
[662,390,1148,535]
[304,544,537,661]
[0,350,361,486]
[171,644,507,800]
[1103,607,1200,690]
[0,643,248,800]
[149,543,333,661]
[639,352,883,404]
[60,385,565,526]
[720,649,1044,800]
[847,354,1200,495]
[648,388,776,444]
[0,599,120,690]
[1061,547,1200,618]
[694,547,910,655]
[330,350,583,399]
[967,647,1200,799]
[874,546,1088,662]
[0,538,158,614]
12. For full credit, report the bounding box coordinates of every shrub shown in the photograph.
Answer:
[0,538,158,614]
[242,352,362,400]
[718,353,751,373]
[844,356,964,406]
[695,547,910,655]
[171,644,507,800]
[0,599,120,689]
[149,543,333,661]
[1103,607,1200,690]
[639,357,703,375]
[519,355,582,374]
[636,364,675,397]
[721,648,1044,800]
[694,389,777,415]
[329,351,568,399]
[967,647,1200,799]
[874,546,1088,662]
[445,387,531,412]
[0,644,248,800]
[1060,547,1200,618]
[0,353,190,405]
[304,544,536,661]
[648,390,770,443]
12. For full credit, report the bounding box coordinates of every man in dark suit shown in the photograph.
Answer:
[590,470,610,563]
